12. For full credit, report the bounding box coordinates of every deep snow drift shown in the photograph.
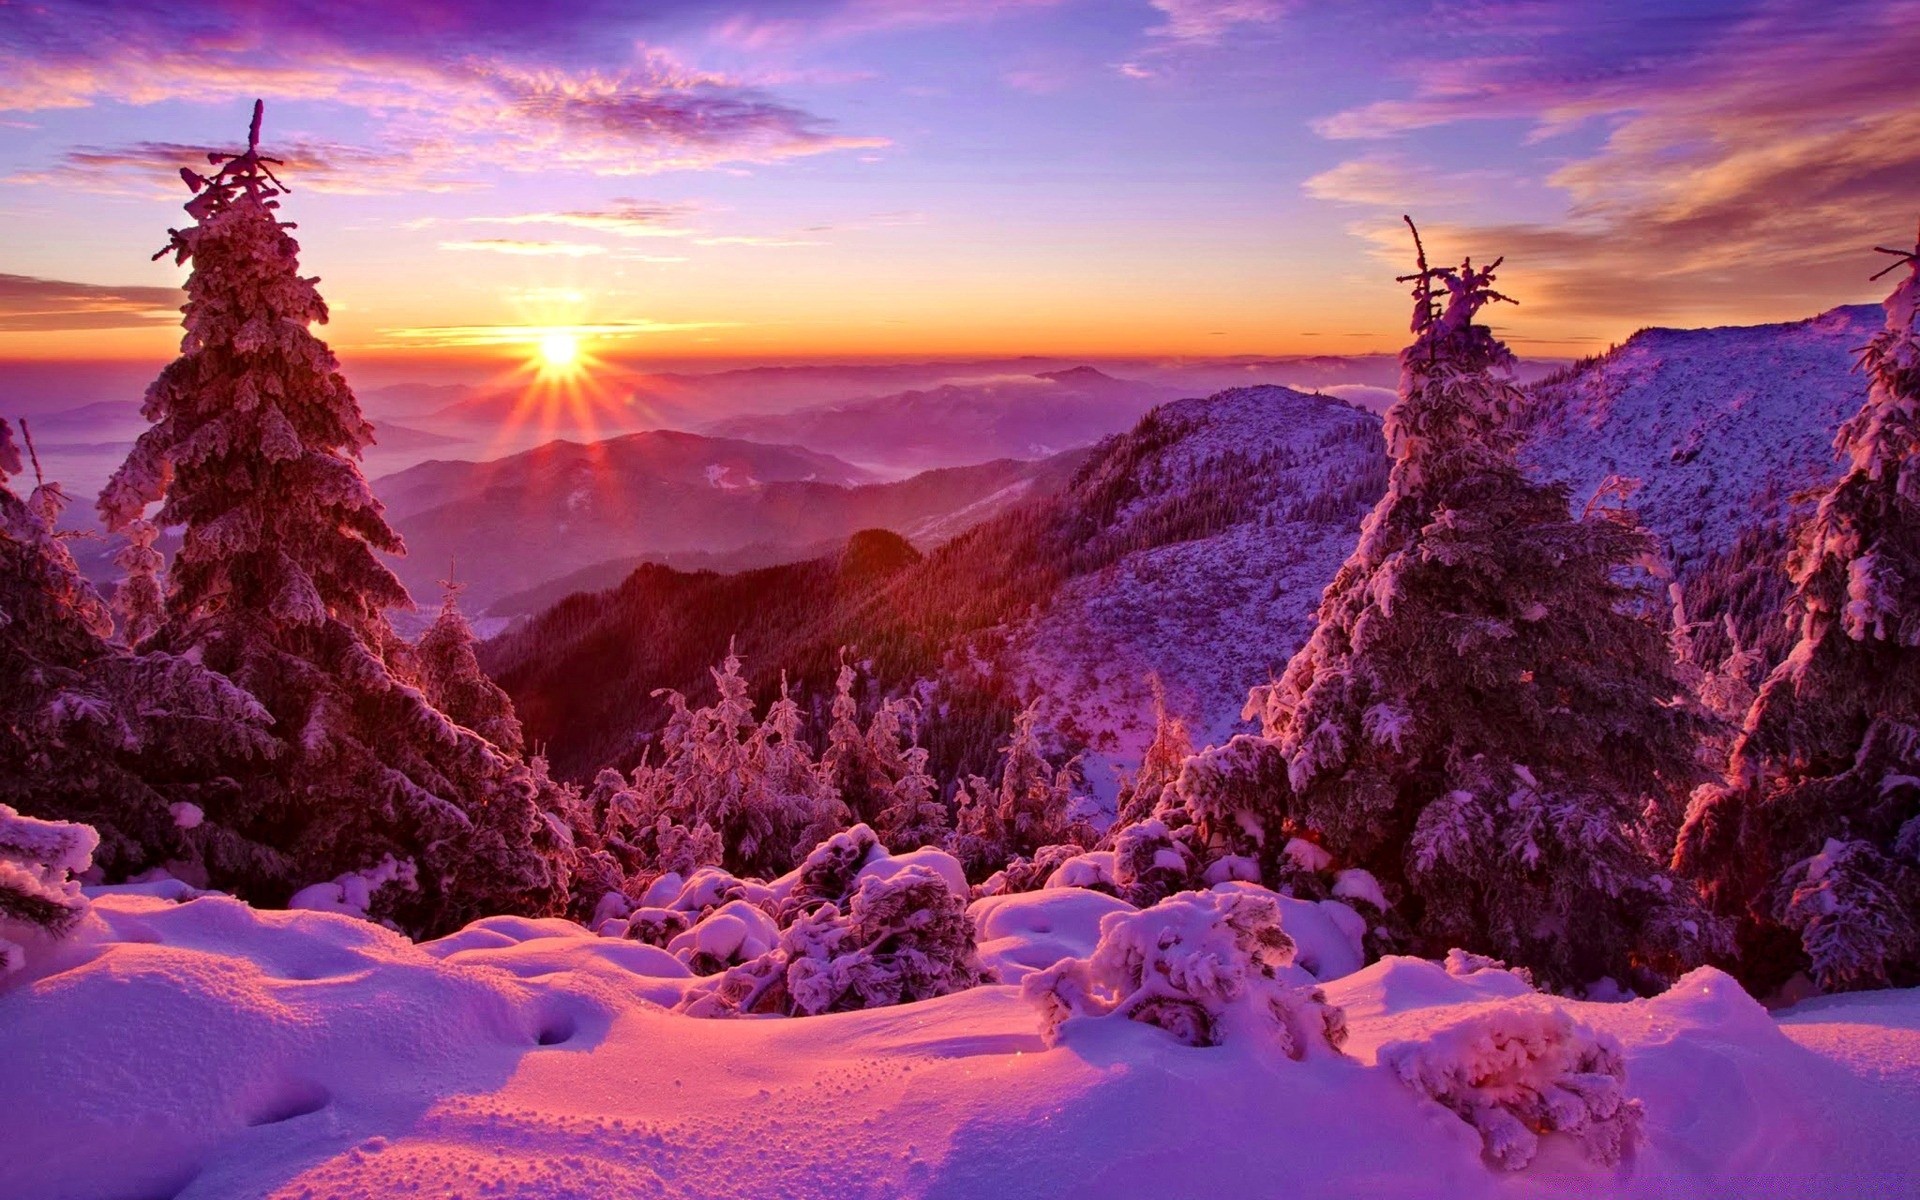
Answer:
[4,884,1916,1200]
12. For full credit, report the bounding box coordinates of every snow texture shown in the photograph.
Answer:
[2,890,1917,1198]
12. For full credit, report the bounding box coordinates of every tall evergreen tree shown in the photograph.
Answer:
[94,102,567,934]
[1676,228,1920,993]
[1251,220,1718,990]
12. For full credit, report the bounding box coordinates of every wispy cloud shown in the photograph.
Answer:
[440,239,610,257]
[380,318,735,348]
[8,138,480,196]
[0,273,182,331]
[1146,0,1291,45]
[463,200,702,237]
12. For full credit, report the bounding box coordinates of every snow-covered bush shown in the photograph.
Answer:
[779,822,884,920]
[1023,889,1347,1057]
[975,842,1084,899]
[0,804,99,975]
[1109,818,1198,907]
[678,863,981,1017]
[287,856,418,922]
[1378,1000,1641,1170]
[667,899,779,976]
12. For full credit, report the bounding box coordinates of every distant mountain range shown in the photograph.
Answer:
[481,385,1388,786]
[375,429,1084,610]
[700,366,1185,471]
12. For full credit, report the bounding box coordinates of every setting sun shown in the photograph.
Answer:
[537,332,579,369]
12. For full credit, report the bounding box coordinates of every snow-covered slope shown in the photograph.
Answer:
[1523,306,1875,574]
[5,886,1915,1199]
[1001,386,1386,797]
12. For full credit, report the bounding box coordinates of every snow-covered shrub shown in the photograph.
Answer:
[1110,818,1197,907]
[1022,889,1347,1057]
[287,855,418,922]
[976,842,1084,899]
[951,705,1093,881]
[0,804,99,975]
[1044,850,1119,894]
[779,822,883,920]
[678,864,981,1018]
[1378,1001,1641,1171]
[623,653,848,881]
[667,899,779,976]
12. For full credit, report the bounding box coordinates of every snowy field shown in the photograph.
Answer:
[5,882,1917,1200]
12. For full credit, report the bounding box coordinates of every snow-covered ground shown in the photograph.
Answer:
[6,884,1915,1199]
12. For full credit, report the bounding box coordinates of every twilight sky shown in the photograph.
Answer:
[1,0,1916,364]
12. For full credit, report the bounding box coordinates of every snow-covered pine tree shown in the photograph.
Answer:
[821,658,888,828]
[93,103,567,934]
[1676,228,1920,993]
[110,518,165,648]
[1113,675,1194,830]
[1250,220,1718,991]
[1,418,275,884]
[819,655,949,851]
[626,649,847,879]
[413,572,524,754]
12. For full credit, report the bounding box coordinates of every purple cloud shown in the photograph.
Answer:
[0,2,887,186]
[1308,0,1920,321]
[0,273,181,331]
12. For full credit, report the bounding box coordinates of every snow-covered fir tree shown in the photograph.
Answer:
[412,574,523,754]
[1676,228,1920,993]
[1246,222,1719,991]
[92,103,570,934]
[110,518,165,648]
[1,418,275,885]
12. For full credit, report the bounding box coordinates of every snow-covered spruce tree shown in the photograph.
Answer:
[1676,229,1920,993]
[1,419,275,883]
[1251,221,1718,991]
[821,656,949,851]
[412,575,524,754]
[1112,675,1195,830]
[110,518,165,648]
[93,104,569,934]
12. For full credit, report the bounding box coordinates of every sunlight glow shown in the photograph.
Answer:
[538,332,579,369]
